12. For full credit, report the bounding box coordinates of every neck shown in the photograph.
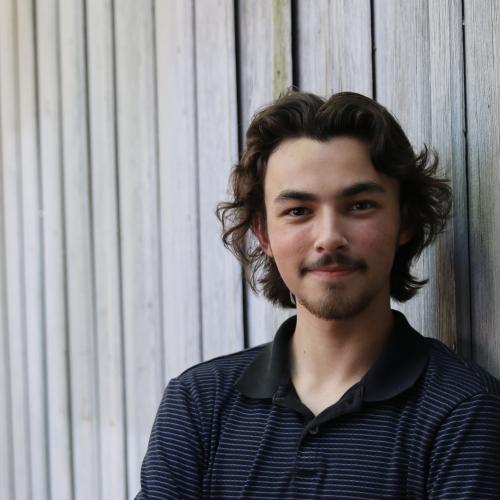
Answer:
[290,298,394,391]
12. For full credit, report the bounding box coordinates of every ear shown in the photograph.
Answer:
[252,213,273,257]
[398,205,413,246]
[398,225,413,246]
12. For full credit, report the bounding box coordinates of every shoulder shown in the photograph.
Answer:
[424,345,500,498]
[158,345,267,438]
[421,337,500,411]
[172,343,267,397]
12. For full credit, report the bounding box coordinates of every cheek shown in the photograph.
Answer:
[358,223,397,245]
[268,224,311,260]
[357,221,400,266]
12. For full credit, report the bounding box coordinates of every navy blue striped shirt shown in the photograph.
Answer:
[136,311,500,499]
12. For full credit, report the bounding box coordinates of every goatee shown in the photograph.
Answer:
[297,282,374,320]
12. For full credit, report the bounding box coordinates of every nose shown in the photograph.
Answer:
[313,211,349,253]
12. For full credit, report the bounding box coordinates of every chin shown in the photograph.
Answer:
[297,290,375,321]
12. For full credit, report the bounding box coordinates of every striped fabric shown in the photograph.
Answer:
[136,313,500,499]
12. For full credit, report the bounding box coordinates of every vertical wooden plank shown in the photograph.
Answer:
[297,0,372,96]
[155,0,202,380]
[86,0,127,498]
[0,0,32,498]
[428,0,470,355]
[17,0,49,496]
[0,240,12,495]
[296,0,331,94]
[238,0,294,346]
[0,285,13,499]
[114,0,163,494]
[36,0,74,497]
[58,0,100,498]
[465,0,500,376]
[375,0,466,349]
[0,101,14,500]
[195,0,244,359]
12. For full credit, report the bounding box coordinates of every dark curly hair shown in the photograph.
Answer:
[216,90,452,308]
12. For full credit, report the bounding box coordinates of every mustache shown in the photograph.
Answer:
[300,253,367,275]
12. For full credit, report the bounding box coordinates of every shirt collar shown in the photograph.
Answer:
[235,310,429,402]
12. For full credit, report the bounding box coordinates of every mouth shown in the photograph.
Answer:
[300,254,367,279]
[309,266,359,278]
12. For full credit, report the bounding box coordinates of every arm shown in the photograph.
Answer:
[135,378,207,499]
[427,393,500,499]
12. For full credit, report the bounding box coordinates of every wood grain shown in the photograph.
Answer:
[0,0,32,498]
[59,0,100,497]
[195,0,244,360]
[16,0,49,496]
[155,0,202,381]
[36,0,74,497]
[0,243,13,496]
[86,0,127,497]
[375,0,466,350]
[465,0,500,376]
[297,0,372,96]
[113,0,163,494]
[0,230,12,500]
[238,0,294,346]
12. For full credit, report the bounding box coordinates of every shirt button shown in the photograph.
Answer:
[308,426,319,435]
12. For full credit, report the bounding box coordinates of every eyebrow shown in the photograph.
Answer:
[273,181,387,204]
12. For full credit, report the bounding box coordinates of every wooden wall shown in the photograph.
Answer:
[0,1,498,498]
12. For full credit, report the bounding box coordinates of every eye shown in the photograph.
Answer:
[349,200,376,211]
[286,207,310,217]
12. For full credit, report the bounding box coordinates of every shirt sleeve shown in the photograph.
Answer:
[135,378,207,499]
[427,392,500,499]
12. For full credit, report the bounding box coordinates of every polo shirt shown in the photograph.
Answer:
[136,311,500,499]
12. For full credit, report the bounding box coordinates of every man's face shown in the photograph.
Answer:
[255,136,410,321]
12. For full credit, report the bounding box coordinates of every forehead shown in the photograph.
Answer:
[265,136,398,200]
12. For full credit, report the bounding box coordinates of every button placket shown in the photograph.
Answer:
[308,425,319,436]
[293,429,321,495]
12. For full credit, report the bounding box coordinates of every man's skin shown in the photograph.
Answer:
[254,136,412,416]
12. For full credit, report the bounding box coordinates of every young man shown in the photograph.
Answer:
[137,91,500,499]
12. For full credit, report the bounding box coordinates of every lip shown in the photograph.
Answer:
[309,267,358,278]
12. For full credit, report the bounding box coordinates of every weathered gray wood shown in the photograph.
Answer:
[297,0,372,96]
[238,0,294,346]
[238,0,292,115]
[427,0,470,355]
[375,0,466,350]
[195,0,244,359]
[0,304,12,500]
[155,0,202,381]
[0,270,12,498]
[86,0,127,498]
[36,0,74,497]
[0,220,12,496]
[0,1,32,498]
[17,0,49,497]
[0,115,13,500]
[59,0,100,498]
[114,0,163,494]
[465,0,500,377]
